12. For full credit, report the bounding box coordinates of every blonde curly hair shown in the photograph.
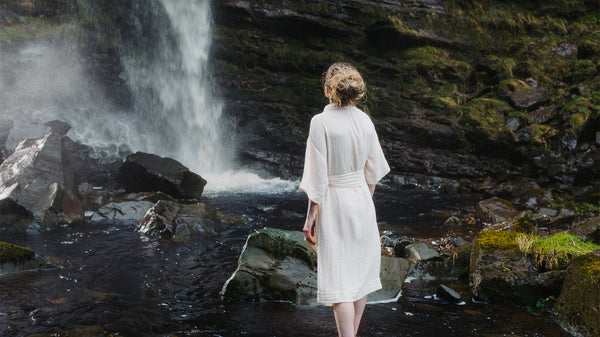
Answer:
[323,62,366,107]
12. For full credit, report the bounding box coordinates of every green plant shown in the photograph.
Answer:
[517,232,600,270]
[575,203,600,216]
[527,296,555,316]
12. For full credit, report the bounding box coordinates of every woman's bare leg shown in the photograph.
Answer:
[353,296,367,335]
[333,302,355,337]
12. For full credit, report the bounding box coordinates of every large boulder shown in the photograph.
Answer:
[0,133,83,226]
[137,200,222,239]
[221,227,318,305]
[469,229,564,306]
[222,227,410,305]
[119,152,207,199]
[0,242,57,275]
[554,252,600,337]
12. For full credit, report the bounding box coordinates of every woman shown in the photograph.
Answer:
[300,62,390,337]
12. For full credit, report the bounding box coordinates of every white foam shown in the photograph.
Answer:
[202,171,300,194]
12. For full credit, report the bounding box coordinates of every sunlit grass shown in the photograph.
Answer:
[517,232,600,270]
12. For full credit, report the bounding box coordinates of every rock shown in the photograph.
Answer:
[137,200,222,239]
[475,197,518,224]
[43,120,71,136]
[0,133,84,226]
[527,106,557,124]
[505,117,519,131]
[0,198,33,226]
[221,227,318,305]
[0,242,57,276]
[555,252,600,337]
[569,217,600,244]
[405,242,441,262]
[512,127,534,143]
[538,208,558,217]
[443,216,462,227]
[510,87,549,110]
[393,238,413,258]
[551,42,577,57]
[119,152,207,199]
[469,229,564,306]
[525,77,538,88]
[368,256,411,303]
[596,131,600,145]
[561,132,577,151]
[436,284,462,304]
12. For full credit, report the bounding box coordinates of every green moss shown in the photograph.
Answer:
[529,124,559,146]
[0,242,35,264]
[0,15,77,43]
[498,79,531,96]
[517,232,600,270]
[477,230,519,252]
[458,98,513,138]
[556,252,600,337]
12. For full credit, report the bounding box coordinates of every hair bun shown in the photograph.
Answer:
[324,63,366,106]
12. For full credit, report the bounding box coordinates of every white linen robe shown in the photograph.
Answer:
[299,103,390,304]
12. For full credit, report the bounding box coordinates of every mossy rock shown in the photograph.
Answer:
[469,229,564,306]
[458,99,513,141]
[555,252,600,337]
[497,79,531,100]
[0,242,35,265]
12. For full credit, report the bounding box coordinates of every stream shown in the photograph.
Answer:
[0,188,571,336]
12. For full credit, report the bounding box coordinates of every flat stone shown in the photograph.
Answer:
[510,87,549,110]
[368,256,411,303]
[405,242,441,261]
[436,284,462,303]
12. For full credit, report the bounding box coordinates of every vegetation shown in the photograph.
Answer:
[0,242,35,264]
[517,232,600,269]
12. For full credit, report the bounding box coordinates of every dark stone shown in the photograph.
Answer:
[436,284,462,303]
[119,152,207,199]
[505,117,519,131]
[393,238,413,258]
[475,197,518,224]
[43,120,71,136]
[0,133,83,226]
[510,87,549,110]
[0,242,57,275]
[561,132,577,151]
[527,106,557,124]
[513,127,534,143]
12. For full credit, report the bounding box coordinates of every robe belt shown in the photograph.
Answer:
[328,170,365,188]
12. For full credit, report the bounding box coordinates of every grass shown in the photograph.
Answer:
[517,232,600,270]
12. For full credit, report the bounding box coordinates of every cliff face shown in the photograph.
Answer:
[0,0,598,206]
[210,0,599,201]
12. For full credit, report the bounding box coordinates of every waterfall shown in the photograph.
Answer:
[120,0,230,174]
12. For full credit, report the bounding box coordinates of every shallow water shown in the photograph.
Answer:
[0,190,570,336]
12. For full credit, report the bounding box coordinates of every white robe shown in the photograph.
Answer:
[299,103,390,304]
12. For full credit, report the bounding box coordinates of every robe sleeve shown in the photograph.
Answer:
[364,126,390,185]
[299,117,328,205]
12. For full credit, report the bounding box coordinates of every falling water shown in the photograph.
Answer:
[120,0,230,174]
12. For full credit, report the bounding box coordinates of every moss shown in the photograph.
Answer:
[0,242,36,264]
[497,79,531,96]
[517,232,600,270]
[458,98,513,139]
[556,252,600,337]
[477,230,519,252]
[529,124,559,146]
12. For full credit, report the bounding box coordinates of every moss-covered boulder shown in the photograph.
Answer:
[469,230,564,306]
[220,227,318,305]
[554,252,600,337]
[0,242,57,275]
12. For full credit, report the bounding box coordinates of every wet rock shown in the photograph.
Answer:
[436,284,462,304]
[137,200,222,240]
[405,242,441,262]
[538,208,558,217]
[393,238,413,258]
[475,197,518,224]
[0,198,33,226]
[368,256,411,303]
[0,133,84,226]
[561,132,577,151]
[555,252,600,337]
[443,216,462,227]
[510,87,549,110]
[0,242,57,276]
[43,120,71,136]
[119,152,207,199]
[26,325,106,337]
[469,229,564,306]
[221,227,318,305]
